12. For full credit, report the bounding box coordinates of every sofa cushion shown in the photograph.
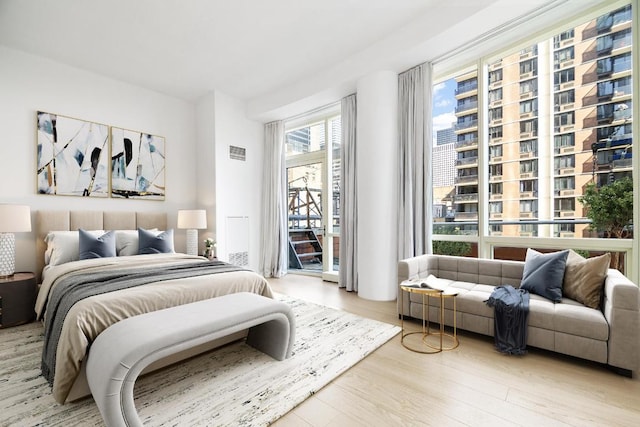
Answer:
[563,250,610,310]
[521,249,569,302]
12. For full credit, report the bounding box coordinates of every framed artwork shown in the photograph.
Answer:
[36,111,109,197]
[111,127,165,200]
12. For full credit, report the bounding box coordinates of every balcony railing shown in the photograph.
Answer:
[454,139,478,149]
[455,101,478,114]
[456,157,478,166]
[453,193,479,203]
[456,174,479,183]
[454,119,478,131]
[454,212,478,220]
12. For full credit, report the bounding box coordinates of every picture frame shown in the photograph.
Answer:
[110,127,165,200]
[36,111,110,197]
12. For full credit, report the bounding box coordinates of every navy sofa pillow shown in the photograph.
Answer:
[79,229,116,260]
[520,249,569,303]
[138,228,174,254]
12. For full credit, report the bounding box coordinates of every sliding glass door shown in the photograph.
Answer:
[285,109,341,280]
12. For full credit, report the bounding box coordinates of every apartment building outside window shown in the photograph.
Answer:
[431,2,634,274]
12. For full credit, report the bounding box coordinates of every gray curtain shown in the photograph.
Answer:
[398,63,433,260]
[339,94,358,291]
[259,121,288,277]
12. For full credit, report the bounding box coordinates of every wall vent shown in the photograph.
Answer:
[229,145,246,161]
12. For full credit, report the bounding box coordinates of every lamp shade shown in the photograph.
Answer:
[177,209,207,230]
[0,204,31,233]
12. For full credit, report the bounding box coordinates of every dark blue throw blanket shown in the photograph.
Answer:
[41,260,244,385]
[485,285,530,355]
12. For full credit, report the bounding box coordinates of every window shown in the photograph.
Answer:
[431,3,634,278]
[489,69,502,85]
[489,126,503,139]
[520,200,538,213]
[520,58,537,75]
[520,78,537,95]
[555,90,575,106]
[555,176,575,191]
[489,182,503,195]
[520,119,538,135]
[554,112,575,128]
[554,68,575,86]
[554,155,575,169]
[520,179,538,193]
[554,30,574,48]
[489,88,503,103]
[520,99,538,114]
[489,107,503,121]
[520,139,538,154]
[554,198,575,212]
[520,160,538,173]
[554,133,575,150]
[489,202,503,213]
[554,46,574,67]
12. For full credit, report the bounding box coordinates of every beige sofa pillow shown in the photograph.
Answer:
[563,250,611,309]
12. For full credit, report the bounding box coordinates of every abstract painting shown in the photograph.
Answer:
[36,111,109,197]
[111,127,165,200]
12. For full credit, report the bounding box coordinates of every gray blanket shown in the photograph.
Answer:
[485,285,530,355]
[41,260,244,385]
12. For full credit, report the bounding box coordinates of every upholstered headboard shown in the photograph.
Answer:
[35,210,167,282]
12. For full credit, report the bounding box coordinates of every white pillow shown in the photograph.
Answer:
[44,230,105,266]
[115,229,159,256]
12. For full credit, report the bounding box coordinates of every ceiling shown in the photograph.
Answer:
[0,0,610,119]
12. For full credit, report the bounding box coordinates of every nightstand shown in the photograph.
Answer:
[0,272,37,328]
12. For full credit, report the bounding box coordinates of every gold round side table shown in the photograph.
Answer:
[400,283,459,353]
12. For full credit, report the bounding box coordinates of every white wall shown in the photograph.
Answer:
[211,91,264,272]
[0,46,198,274]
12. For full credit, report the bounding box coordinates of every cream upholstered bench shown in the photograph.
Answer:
[86,292,295,427]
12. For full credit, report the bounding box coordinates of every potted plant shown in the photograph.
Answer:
[203,237,216,260]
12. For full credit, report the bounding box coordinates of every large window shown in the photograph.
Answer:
[431,2,635,278]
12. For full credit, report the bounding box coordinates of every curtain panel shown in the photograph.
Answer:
[259,121,288,277]
[339,94,358,292]
[398,62,433,260]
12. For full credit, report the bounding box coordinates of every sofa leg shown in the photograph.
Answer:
[609,365,633,378]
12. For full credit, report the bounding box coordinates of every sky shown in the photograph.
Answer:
[432,78,456,144]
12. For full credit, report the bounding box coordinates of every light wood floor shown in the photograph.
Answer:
[268,274,640,427]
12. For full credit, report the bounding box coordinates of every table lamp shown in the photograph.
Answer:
[0,204,32,277]
[177,209,207,256]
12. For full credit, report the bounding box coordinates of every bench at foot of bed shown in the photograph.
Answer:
[86,292,295,427]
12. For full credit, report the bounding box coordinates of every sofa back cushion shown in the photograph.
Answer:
[431,255,524,287]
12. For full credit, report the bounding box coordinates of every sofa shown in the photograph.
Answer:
[397,253,639,376]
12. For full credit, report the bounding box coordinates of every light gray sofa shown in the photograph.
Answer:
[397,254,639,376]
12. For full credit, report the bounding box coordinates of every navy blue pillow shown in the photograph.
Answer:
[520,249,569,302]
[79,229,116,260]
[138,228,174,254]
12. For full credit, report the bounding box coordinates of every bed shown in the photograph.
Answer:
[34,210,273,404]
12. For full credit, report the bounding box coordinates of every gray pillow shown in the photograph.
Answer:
[520,249,569,302]
[79,229,116,260]
[138,228,174,254]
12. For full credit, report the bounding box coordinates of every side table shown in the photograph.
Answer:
[400,282,459,353]
[0,272,37,328]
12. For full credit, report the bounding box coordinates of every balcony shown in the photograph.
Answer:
[454,139,478,149]
[612,158,632,169]
[490,193,503,200]
[489,174,503,182]
[454,119,478,131]
[453,193,479,203]
[455,84,478,96]
[456,174,479,184]
[519,151,537,159]
[454,212,478,221]
[455,101,478,114]
[456,157,478,167]
[555,211,576,218]
[555,167,575,175]
[489,212,503,219]
[519,211,537,218]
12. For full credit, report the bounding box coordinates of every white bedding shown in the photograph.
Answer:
[36,254,273,404]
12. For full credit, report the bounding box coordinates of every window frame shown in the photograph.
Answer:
[430,0,637,284]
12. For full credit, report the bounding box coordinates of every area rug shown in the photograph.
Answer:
[0,294,400,426]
